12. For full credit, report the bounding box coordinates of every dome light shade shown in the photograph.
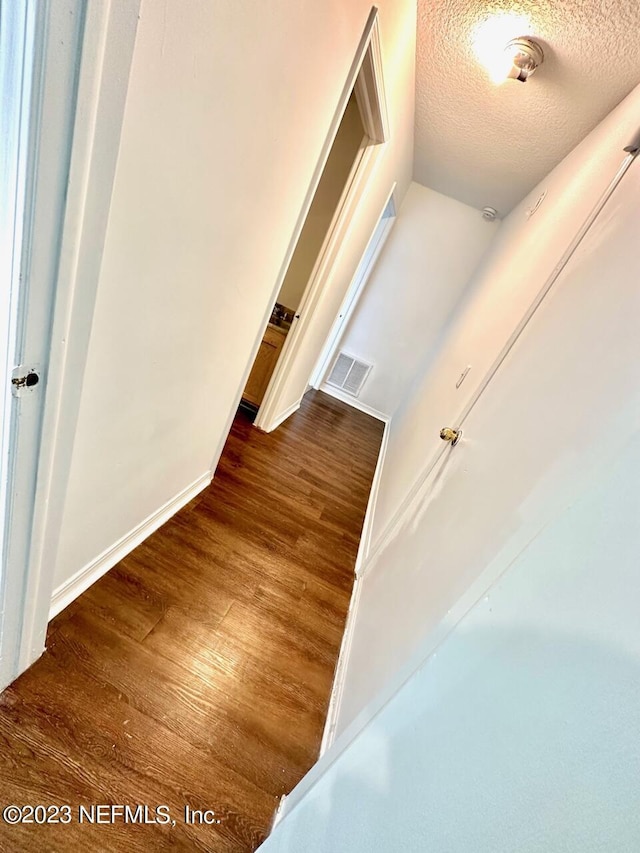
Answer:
[504,37,544,82]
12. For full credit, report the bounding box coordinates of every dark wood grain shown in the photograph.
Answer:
[0,391,383,852]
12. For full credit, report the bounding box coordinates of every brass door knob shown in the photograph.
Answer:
[440,427,461,446]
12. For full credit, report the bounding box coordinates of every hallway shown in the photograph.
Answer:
[0,391,384,852]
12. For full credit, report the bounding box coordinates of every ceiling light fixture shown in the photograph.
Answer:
[504,37,544,82]
[471,13,531,83]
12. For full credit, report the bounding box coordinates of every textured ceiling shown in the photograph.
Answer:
[414,0,640,214]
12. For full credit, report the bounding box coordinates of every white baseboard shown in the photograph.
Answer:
[49,471,212,620]
[271,794,288,831]
[355,420,388,575]
[320,383,389,423]
[319,414,389,755]
[320,575,363,756]
[257,399,301,433]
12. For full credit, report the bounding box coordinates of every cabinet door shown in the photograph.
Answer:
[242,329,284,406]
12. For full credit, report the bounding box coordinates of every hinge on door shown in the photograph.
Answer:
[11,366,40,397]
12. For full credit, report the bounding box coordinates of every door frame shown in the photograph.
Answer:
[254,8,389,432]
[309,183,397,390]
[0,0,140,690]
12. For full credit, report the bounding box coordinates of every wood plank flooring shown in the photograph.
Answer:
[0,391,384,852]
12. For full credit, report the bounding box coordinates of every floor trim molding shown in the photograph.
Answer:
[355,420,388,575]
[49,471,212,620]
[271,793,288,831]
[320,383,389,423]
[258,399,301,433]
[319,417,389,756]
[320,575,362,756]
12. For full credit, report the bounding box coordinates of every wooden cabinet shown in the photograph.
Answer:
[242,325,287,407]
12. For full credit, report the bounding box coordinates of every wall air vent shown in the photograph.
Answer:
[326,352,372,397]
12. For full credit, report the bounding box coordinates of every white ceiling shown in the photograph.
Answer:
[413,0,640,214]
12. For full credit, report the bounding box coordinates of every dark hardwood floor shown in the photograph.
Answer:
[0,391,384,852]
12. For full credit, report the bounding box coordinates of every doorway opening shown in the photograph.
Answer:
[310,188,397,395]
[240,92,367,418]
[240,11,389,431]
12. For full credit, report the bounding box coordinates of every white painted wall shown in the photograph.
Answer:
[260,434,640,851]
[322,182,497,417]
[52,0,416,596]
[259,85,640,852]
[371,84,640,552]
[332,83,640,736]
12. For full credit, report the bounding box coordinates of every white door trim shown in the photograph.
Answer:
[254,9,389,433]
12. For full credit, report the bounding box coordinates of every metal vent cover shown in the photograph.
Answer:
[327,353,372,397]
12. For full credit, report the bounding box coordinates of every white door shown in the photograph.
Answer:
[337,153,640,732]
[0,0,49,689]
[0,0,109,690]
